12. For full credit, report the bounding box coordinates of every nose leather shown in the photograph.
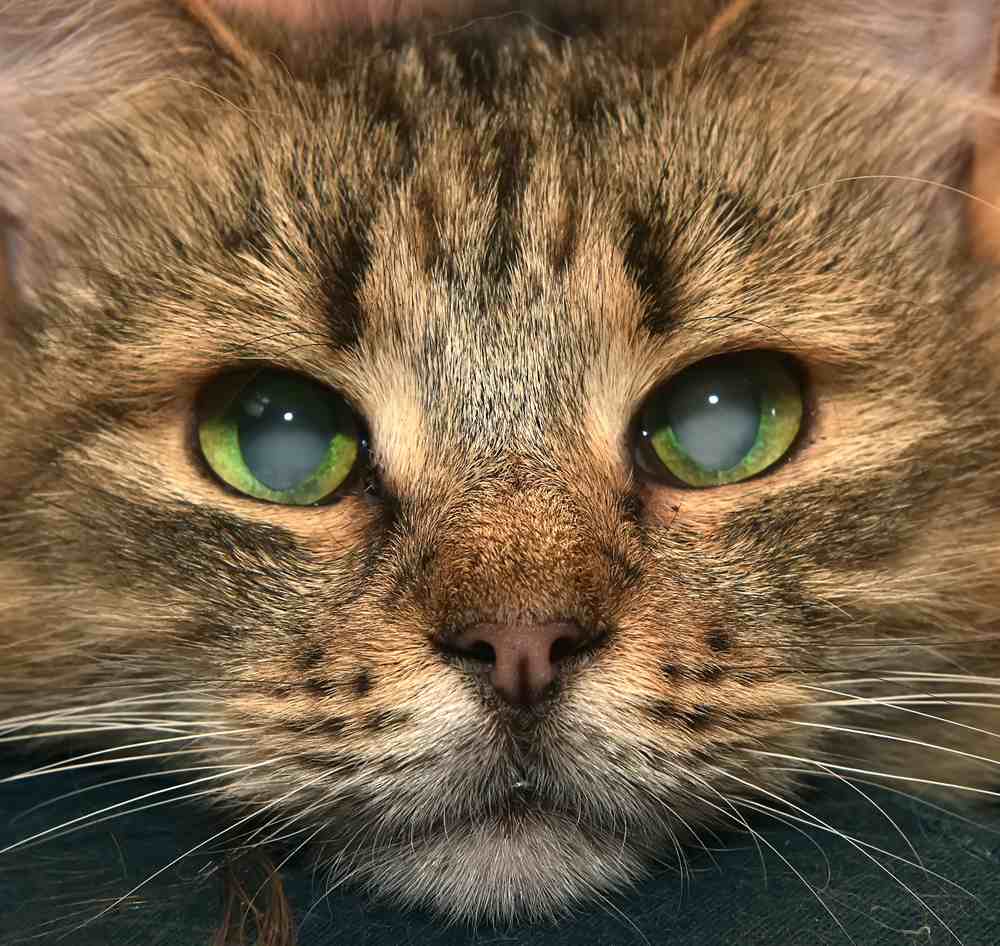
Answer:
[448,621,590,706]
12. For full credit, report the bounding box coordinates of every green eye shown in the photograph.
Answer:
[198,370,361,505]
[637,351,803,488]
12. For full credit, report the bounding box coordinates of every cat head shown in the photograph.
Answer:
[1,0,999,927]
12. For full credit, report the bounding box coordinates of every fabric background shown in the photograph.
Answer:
[2,757,998,946]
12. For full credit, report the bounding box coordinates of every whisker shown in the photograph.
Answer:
[768,767,1000,838]
[679,770,770,886]
[590,887,653,946]
[1,730,253,783]
[714,765,971,943]
[805,694,1000,707]
[678,785,853,943]
[736,798,965,944]
[748,749,1000,799]
[823,673,1000,687]
[1,761,278,855]
[0,692,223,730]
[784,720,1000,769]
[64,766,332,937]
[782,174,1000,217]
[9,764,253,823]
[9,786,234,854]
[713,765,975,899]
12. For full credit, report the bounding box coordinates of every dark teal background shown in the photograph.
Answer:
[2,758,998,945]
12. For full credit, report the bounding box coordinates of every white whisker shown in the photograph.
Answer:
[1,729,253,782]
[66,766,332,936]
[784,720,1000,769]
[749,750,1000,798]
[712,766,968,943]
[9,764,254,822]
[0,760,279,855]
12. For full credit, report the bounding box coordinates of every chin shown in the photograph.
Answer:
[344,813,651,925]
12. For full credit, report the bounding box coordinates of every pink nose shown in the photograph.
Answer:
[446,621,592,706]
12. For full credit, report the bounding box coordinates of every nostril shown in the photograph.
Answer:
[436,636,496,665]
[549,634,582,664]
[465,639,496,664]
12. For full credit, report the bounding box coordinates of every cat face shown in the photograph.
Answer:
[1,0,999,926]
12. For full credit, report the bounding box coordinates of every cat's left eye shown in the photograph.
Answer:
[635,351,804,488]
[198,370,361,506]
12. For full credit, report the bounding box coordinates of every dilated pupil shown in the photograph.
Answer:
[237,377,340,491]
[666,367,760,471]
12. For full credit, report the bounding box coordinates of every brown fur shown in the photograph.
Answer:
[1,0,999,940]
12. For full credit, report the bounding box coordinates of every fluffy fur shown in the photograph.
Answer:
[1,0,999,939]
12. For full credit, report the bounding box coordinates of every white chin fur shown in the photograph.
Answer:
[334,813,650,924]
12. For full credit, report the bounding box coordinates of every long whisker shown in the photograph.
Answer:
[749,749,1000,799]
[9,764,253,823]
[736,797,965,944]
[676,784,852,943]
[823,673,1000,687]
[783,719,1000,770]
[11,786,235,854]
[62,766,332,939]
[713,766,969,942]
[712,766,976,898]
[1,761,278,855]
[1,730,252,782]
[679,770,770,886]
[0,692,223,730]
[782,174,1000,216]
[769,767,1000,838]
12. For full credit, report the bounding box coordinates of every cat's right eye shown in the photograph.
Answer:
[197,370,362,506]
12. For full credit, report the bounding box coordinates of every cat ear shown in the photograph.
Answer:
[818,0,1000,262]
[0,1,243,337]
[711,1,1000,262]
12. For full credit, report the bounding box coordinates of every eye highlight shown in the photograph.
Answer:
[636,351,803,488]
[198,370,361,505]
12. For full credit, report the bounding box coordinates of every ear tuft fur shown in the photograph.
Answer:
[0,1,220,312]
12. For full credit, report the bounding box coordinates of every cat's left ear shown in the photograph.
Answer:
[708,0,1000,262]
[843,0,1000,263]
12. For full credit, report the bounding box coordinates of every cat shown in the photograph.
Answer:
[1,0,999,941]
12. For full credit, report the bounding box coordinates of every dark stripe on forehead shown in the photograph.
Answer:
[482,125,529,292]
[622,170,774,337]
[217,175,274,264]
[321,182,374,351]
[449,30,506,106]
[622,205,678,336]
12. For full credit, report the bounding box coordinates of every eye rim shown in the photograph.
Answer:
[195,366,369,507]
[632,350,809,490]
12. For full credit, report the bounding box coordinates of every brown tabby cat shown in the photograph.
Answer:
[2,0,1000,940]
